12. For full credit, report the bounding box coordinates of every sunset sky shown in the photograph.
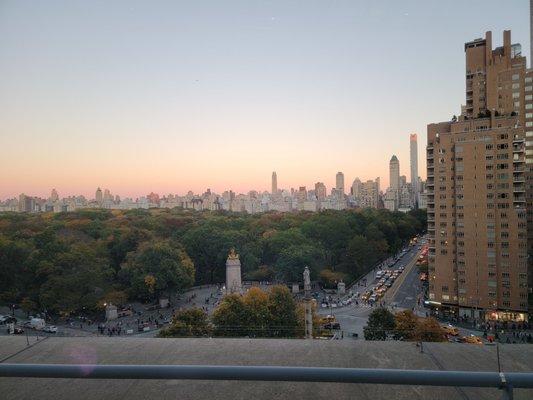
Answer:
[0,0,530,199]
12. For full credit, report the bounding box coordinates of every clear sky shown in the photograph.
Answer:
[0,0,530,199]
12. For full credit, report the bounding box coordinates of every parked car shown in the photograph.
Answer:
[0,315,17,324]
[43,325,58,333]
[323,322,341,330]
[461,335,483,345]
[13,327,24,334]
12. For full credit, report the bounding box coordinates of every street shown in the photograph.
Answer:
[318,242,426,339]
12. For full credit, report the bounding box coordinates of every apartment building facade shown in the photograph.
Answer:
[427,31,531,322]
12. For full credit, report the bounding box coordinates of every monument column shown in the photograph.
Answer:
[225,248,242,294]
[303,266,313,339]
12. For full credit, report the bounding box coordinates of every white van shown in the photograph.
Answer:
[30,318,46,330]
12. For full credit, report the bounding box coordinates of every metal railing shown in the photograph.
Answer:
[1,364,532,399]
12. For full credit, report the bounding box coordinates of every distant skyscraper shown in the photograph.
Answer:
[389,155,400,191]
[50,188,59,202]
[335,172,344,195]
[358,179,380,209]
[104,188,112,202]
[271,171,277,194]
[18,193,35,212]
[410,133,418,208]
[351,178,362,198]
[314,182,327,202]
[95,187,103,204]
[297,186,307,203]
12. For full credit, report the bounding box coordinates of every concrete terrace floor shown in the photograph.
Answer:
[0,337,532,400]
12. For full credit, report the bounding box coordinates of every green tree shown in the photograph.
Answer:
[363,308,395,340]
[276,244,323,282]
[212,293,248,337]
[342,235,373,277]
[300,212,352,266]
[267,285,300,337]
[20,297,38,317]
[120,241,195,301]
[38,244,113,315]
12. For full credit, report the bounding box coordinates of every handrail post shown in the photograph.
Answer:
[500,384,513,400]
[499,372,513,400]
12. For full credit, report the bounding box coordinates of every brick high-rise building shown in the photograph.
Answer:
[427,30,531,322]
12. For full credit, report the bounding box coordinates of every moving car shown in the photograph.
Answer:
[441,324,459,336]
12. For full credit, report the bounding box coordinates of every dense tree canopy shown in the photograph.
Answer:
[0,208,425,316]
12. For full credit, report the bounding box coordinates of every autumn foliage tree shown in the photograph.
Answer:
[212,286,303,338]
[393,310,446,342]
[158,308,211,337]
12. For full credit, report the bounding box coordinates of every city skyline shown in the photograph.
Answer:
[0,1,530,199]
[0,159,413,201]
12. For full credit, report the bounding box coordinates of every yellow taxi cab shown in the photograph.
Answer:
[441,324,459,336]
[461,335,483,345]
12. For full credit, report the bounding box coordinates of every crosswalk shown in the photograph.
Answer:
[321,303,375,311]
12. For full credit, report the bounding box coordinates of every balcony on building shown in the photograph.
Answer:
[513,154,525,163]
[513,182,526,192]
[514,193,526,203]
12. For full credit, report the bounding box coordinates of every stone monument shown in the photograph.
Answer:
[291,283,300,294]
[337,281,346,295]
[105,303,118,321]
[225,248,242,294]
[303,266,313,339]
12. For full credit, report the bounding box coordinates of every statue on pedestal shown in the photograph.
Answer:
[226,248,242,294]
[303,266,313,339]
[303,266,311,297]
